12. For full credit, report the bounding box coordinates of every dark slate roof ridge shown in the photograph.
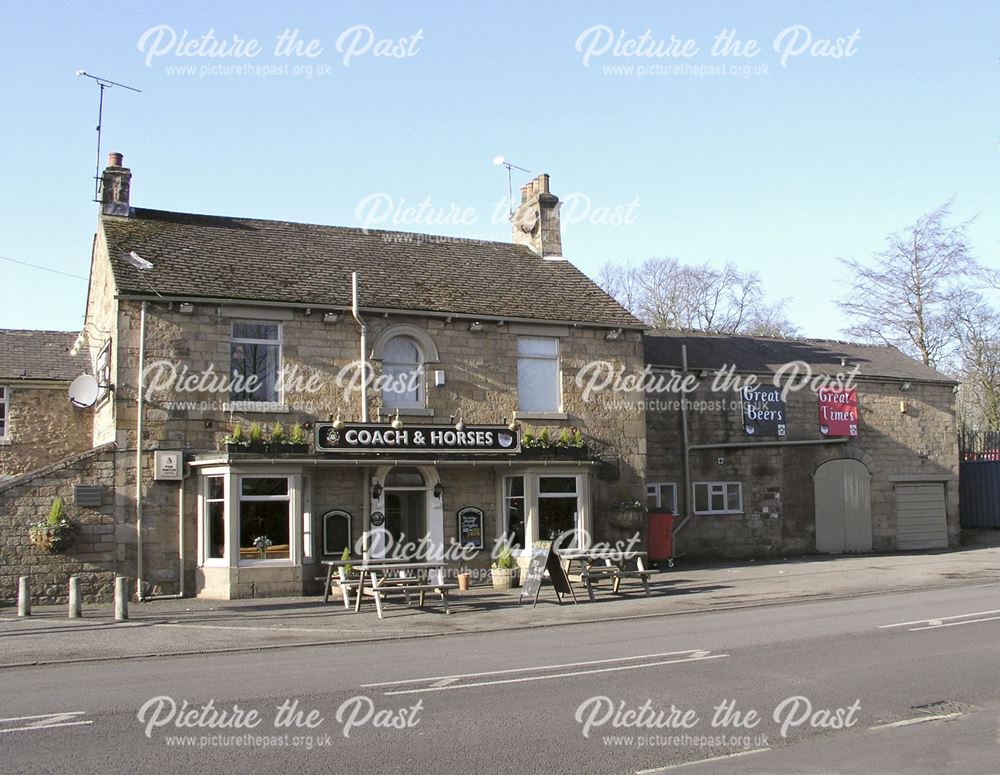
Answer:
[126,207,547,252]
[647,328,883,350]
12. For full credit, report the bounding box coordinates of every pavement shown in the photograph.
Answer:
[3,532,1000,668]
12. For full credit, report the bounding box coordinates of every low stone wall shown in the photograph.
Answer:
[0,444,119,606]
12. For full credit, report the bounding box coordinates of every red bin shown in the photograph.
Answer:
[647,511,674,564]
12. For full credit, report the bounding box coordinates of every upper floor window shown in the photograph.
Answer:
[517,337,560,412]
[382,336,423,410]
[230,322,281,403]
[96,339,112,403]
[693,482,743,515]
[0,386,7,440]
[646,482,678,513]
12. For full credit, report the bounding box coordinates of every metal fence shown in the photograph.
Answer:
[960,429,1000,462]
[960,430,1000,528]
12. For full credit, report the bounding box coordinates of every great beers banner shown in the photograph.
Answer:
[315,423,521,454]
[741,385,787,436]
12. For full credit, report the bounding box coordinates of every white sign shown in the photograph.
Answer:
[154,451,183,481]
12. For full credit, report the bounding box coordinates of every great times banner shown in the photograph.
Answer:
[315,423,521,454]
[818,388,859,437]
[741,385,787,436]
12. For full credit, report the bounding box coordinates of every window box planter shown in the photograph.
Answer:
[225,442,310,454]
[607,506,646,532]
[519,446,590,461]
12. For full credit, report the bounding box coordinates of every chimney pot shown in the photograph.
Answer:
[101,152,131,216]
[511,172,562,259]
[520,184,530,203]
[539,174,550,194]
[108,152,123,168]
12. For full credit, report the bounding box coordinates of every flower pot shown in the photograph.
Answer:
[457,572,471,591]
[491,567,519,590]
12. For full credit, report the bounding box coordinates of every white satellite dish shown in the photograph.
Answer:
[69,374,100,408]
[123,251,154,270]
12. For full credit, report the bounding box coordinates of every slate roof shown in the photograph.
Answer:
[100,209,642,328]
[0,330,86,382]
[644,330,956,383]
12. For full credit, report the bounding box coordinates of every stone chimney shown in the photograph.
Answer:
[511,173,563,259]
[101,152,131,217]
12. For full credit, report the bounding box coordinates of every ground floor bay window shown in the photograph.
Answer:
[500,471,590,553]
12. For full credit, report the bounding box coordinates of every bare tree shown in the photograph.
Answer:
[597,258,799,336]
[838,202,979,367]
[950,291,1000,431]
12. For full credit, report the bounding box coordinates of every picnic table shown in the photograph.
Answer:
[557,549,653,602]
[321,559,458,619]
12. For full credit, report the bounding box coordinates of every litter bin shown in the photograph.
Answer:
[647,510,674,568]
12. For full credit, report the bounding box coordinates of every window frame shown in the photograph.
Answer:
[0,385,7,441]
[646,481,678,513]
[692,481,743,515]
[229,321,283,405]
[321,509,353,557]
[502,475,526,550]
[203,475,227,564]
[517,336,561,413]
[95,339,112,405]
[536,473,581,548]
[237,474,293,564]
[380,335,425,411]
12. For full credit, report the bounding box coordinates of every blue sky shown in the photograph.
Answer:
[1,1,997,336]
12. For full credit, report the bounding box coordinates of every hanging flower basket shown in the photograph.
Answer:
[607,502,647,532]
[28,520,76,553]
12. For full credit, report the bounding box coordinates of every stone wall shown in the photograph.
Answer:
[0,445,120,606]
[0,383,91,479]
[646,376,959,559]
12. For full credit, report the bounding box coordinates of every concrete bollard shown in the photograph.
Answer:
[68,577,82,618]
[17,576,31,617]
[114,576,129,621]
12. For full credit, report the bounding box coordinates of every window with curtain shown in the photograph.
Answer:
[382,336,423,409]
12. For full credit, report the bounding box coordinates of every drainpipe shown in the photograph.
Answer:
[135,301,147,601]
[674,345,693,539]
[178,475,185,597]
[351,272,369,422]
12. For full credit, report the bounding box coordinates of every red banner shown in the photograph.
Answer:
[818,388,859,437]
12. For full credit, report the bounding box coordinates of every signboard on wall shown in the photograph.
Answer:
[315,423,520,454]
[741,386,786,436]
[818,388,859,437]
[457,507,484,549]
[153,451,183,480]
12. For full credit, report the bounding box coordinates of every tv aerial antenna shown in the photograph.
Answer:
[493,156,530,217]
[76,71,141,202]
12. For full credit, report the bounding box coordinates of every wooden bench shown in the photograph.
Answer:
[369,579,460,618]
[578,561,654,601]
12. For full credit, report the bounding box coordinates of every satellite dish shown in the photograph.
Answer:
[123,251,154,270]
[69,374,100,408]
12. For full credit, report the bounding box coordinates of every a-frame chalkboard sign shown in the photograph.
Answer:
[518,543,577,607]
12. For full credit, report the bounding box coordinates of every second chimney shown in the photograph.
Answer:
[101,152,131,217]
[511,173,563,259]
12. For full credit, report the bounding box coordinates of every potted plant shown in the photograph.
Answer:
[265,421,286,454]
[491,546,519,590]
[253,535,273,558]
[246,422,266,453]
[456,568,472,591]
[286,422,310,453]
[28,497,76,553]
[519,425,590,460]
[223,422,246,452]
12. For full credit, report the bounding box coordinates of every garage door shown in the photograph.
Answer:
[814,459,872,553]
[896,483,948,550]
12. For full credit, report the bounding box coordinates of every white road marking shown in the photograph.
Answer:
[0,712,92,734]
[879,608,1000,629]
[635,747,771,773]
[379,653,729,696]
[869,712,964,730]
[362,650,710,688]
[908,615,1000,631]
[153,623,411,634]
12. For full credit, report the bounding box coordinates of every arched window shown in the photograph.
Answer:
[382,336,423,409]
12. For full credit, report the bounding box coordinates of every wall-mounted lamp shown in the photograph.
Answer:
[450,407,465,431]
[434,370,446,387]
[178,303,194,315]
[605,328,622,340]
[391,409,404,430]
[468,321,482,332]
[331,412,345,430]
[302,421,313,431]
[433,482,443,499]
[323,312,339,324]
[507,412,519,432]
[698,369,709,379]
[840,357,849,367]
[900,382,912,392]
[371,480,383,500]
[899,400,909,414]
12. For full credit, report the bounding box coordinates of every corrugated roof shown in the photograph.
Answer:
[0,330,87,382]
[644,330,956,383]
[100,209,642,328]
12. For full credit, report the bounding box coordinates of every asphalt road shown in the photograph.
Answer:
[1,582,998,774]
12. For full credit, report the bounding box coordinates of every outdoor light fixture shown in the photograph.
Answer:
[450,408,465,431]
[332,413,345,430]
[391,409,404,430]
[433,482,443,499]
[698,369,709,379]
[323,312,339,324]
[507,413,519,432]
[178,303,194,314]
[371,480,383,500]
[468,321,482,332]
[605,328,622,340]
[900,400,909,414]
[302,422,313,431]
[900,382,912,392]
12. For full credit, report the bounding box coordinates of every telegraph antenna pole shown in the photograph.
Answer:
[76,71,141,201]
[492,156,530,216]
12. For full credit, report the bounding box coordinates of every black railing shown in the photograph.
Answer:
[960,429,1000,462]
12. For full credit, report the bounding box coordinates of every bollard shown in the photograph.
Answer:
[68,576,82,618]
[114,576,129,621]
[17,576,31,617]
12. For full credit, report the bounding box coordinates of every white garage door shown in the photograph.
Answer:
[896,483,948,550]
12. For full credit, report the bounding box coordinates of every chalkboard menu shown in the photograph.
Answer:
[519,543,576,608]
[457,507,484,549]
